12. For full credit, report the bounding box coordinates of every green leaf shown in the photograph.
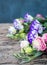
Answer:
[13,53,20,59]
[13,51,43,64]
[19,33,26,39]
[6,34,14,39]
[14,34,19,39]
[13,53,25,59]
[44,22,47,27]
[32,51,42,59]
[19,29,24,33]
[20,56,31,64]
[36,17,47,24]
[23,22,30,33]
[21,51,42,64]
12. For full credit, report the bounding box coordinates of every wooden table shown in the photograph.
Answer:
[0,23,47,65]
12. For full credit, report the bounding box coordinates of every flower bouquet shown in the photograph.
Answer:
[7,13,47,64]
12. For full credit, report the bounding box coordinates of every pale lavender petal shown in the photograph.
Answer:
[24,13,33,22]
[13,19,24,30]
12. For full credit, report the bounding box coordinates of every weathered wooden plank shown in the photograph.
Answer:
[0,24,31,65]
[0,23,47,65]
[0,23,19,65]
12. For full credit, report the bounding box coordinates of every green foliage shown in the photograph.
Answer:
[36,17,47,24]
[7,32,26,40]
[23,23,30,33]
[44,22,47,27]
[13,51,42,64]
[6,34,14,39]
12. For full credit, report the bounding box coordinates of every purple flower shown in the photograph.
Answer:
[30,20,40,30]
[30,20,43,34]
[28,20,43,44]
[24,13,33,22]
[28,30,38,44]
[13,19,24,30]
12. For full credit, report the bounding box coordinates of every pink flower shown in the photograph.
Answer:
[32,37,46,51]
[42,33,47,43]
[36,14,45,20]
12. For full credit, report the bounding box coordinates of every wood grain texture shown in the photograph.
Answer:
[0,23,31,65]
[0,23,47,65]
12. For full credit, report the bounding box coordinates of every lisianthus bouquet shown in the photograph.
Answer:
[7,13,47,64]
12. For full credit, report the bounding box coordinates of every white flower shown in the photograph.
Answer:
[27,15,33,22]
[8,26,16,34]
[19,24,24,30]
[24,13,33,22]
[38,24,43,34]
[20,40,29,48]
[13,19,24,30]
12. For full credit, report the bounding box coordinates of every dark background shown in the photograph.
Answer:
[0,0,47,23]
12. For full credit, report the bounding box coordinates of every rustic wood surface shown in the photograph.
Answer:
[0,23,47,65]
